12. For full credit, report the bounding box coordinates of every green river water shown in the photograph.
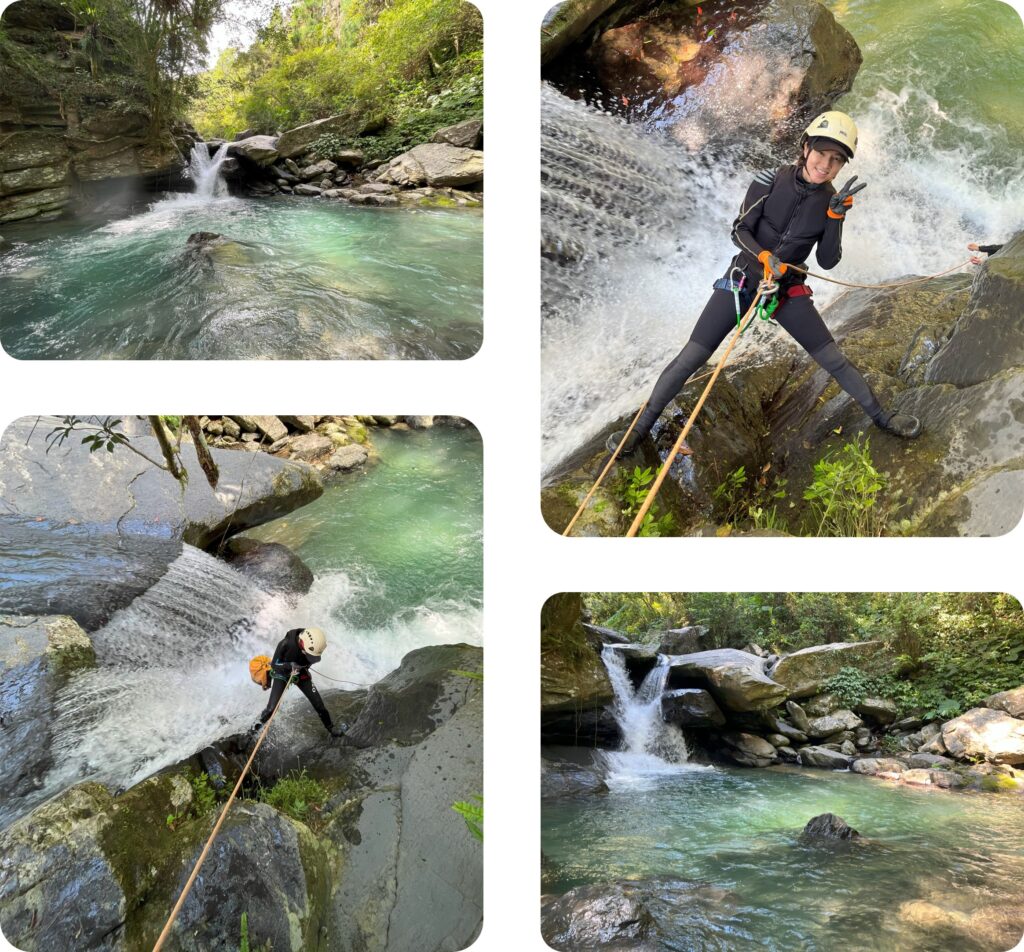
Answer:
[0,194,482,359]
[543,763,1024,951]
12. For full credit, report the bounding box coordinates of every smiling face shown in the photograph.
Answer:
[801,142,848,185]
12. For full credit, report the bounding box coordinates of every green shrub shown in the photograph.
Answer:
[258,770,329,827]
[614,466,676,537]
[803,435,891,536]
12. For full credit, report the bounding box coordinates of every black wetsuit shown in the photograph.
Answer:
[977,244,1003,254]
[257,628,334,731]
[631,164,886,437]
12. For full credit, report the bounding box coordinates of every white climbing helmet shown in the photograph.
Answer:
[803,110,858,159]
[299,626,327,657]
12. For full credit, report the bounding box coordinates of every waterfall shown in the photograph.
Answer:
[188,141,230,200]
[540,83,764,475]
[600,644,706,785]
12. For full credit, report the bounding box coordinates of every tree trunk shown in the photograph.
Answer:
[184,416,220,488]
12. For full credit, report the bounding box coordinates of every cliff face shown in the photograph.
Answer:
[0,0,190,224]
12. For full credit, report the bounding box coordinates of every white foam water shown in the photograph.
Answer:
[599,645,711,789]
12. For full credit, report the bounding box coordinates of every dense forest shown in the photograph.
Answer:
[191,0,482,157]
[583,592,1024,721]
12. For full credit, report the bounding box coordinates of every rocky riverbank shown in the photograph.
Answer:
[541,594,1024,794]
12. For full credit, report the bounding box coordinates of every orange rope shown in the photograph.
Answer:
[152,674,295,952]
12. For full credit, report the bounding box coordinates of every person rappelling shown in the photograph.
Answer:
[607,110,923,458]
[249,627,349,739]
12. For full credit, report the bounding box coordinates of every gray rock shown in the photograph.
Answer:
[327,444,369,472]
[232,128,257,141]
[277,415,316,433]
[347,643,481,748]
[798,746,852,769]
[767,733,791,747]
[777,746,799,762]
[404,416,435,429]
[376,143,484,188]
[432,119,483,149]
[800,813,860,841]
[542,760,608,799]
[892,715,925,732]
[807,709,865,738]
[275,113,367,159]
[293,183,323,196]
[298,158,338,180]
[222,538,314,595]
[721,731,777,767]
[288,432,335,461]
[942,708,1024,765]
[851,757,906,777]
[769,718,808,744]
[226,135,280,166]
[840,740,857,756]
[0,615,94,818]
[786,700,812,732]
[229,414,287,442]
[542,883,654,948]
[771,641,889,699]
[660,688,726,728]
[854,697,899,725]
[657,625,708,655]
[985,686,1024,718]
[908,753,956,770]
[803,694,842,717]
[664,649,788,712]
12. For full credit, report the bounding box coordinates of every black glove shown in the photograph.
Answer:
[828,176,867,219]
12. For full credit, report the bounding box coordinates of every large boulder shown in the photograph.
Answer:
[661,688,726,728]
[665,649,788,712]
[0,417,323,553]
[376,144,484,189]
[431,119,483,150]
[942,708,1024,765]
[984,686,1024,718]
[221,538,314,595]
[229,415,289,442]
[800,813,859,842]
[346,643,482,748]
[274,113,367,160]
[806,709,865,739]
[657,625,707,655]
[769,641,888,699]
[720,731,777,767]
[797,746,852,769]
[226,135,281,166]
[0,615,94,819]
[544,0,861,152]
[853,697,899,725]
[541,594,614,729]
[542,758,609,799]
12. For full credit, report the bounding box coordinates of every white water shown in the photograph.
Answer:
[188,141,230,200]
[599,645,709,788]
[14,544,480,822]
[540,76,1024,474]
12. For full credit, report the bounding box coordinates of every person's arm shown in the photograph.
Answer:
[978,243,1003,254]
[730,169,775,262]
[270,630,300,672]
[816,215,843,269]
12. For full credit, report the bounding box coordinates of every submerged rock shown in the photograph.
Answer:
[222,538,314,595]
[800,813,860,841]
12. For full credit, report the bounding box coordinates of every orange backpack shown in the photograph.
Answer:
[249,655,272,690]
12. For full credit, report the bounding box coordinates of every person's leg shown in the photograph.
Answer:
[610,289,738,453]
[257,678,285,728]
[296,675,348,736]
[776,294,921,437]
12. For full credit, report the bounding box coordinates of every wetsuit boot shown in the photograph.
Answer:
[329,722,349,738]
[606,428,641,456]
[873,409,922,439]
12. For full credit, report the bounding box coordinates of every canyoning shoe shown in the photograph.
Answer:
[329,722,349,738]
[874,410,922,439]
[606,429,641,456]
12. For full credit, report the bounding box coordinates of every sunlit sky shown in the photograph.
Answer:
[203,0,262,68]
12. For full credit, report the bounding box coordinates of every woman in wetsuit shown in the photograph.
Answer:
[252,626,348,737]
[609,110,921,455]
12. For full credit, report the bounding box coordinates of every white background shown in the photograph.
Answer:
[2,0,1024,950]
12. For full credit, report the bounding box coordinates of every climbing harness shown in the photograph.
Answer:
[152,672,297,952]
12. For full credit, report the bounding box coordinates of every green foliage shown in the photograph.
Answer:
[823,666,919,715]
[713,463,790,534]
[191,772,217,815]
[803,436,893,536]
[240,911,249,952]
[614,466,677,537]
[189,0,483,153]
[46,416,128,455]
[449,668,482,681]
[880,735,903,755]
[258,769,329,828]
[451,795,482,841]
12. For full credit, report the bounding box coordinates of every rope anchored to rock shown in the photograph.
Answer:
[152,673,296,952]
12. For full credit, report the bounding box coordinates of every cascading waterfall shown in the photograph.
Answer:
[187,141,230,200]
[600,644,707,785]
[541,20,1024,475]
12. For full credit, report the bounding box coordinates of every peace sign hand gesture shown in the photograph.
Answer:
[828,176,867,219]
